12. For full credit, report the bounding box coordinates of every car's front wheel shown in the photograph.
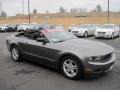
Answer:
[61,56,83,80]
[111,33,114,39]
[84,31,88,38]
[11,46,22,62]
[4,29,7,32]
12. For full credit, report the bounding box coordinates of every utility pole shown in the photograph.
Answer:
[0,0,2,17]
[28,0,31,24]
[107,0,110,23]
[22,0,24,15]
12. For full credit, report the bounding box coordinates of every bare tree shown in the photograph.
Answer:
[1,11,7,18]
[33,9,37,14]
[59,7,65,13]
[46,10,49,14]
[96,5,102,12]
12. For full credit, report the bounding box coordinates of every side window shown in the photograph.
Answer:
[24,33,33,39]
[32,32,41,40]
[32,32,45,40]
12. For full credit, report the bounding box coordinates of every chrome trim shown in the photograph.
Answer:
[24,52,55,62]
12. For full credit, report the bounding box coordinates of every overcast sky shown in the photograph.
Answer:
[0,0,120,16]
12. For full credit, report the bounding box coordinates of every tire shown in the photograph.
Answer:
[111,33,114,39]
[61,56,83,80]
[4,29,7,32]
[84,31,88,38]
[11,46,22,62]
[118,32,120,37]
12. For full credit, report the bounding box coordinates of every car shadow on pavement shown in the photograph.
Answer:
[17,58,111,81]
[95,36,120,40]
[77,35,94,38]
[21,58,60,73]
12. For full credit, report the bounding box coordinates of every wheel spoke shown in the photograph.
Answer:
[64,62,69,68]
[63,58,78,77]
[72,65,77,70]
[70,69,75,75]
[12,48,19,60]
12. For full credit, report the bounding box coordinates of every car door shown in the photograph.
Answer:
[88,25,94,35]
[20,36,60,65]
[116,25,120,36]
[91,25,96,35]
[113,26,117,36]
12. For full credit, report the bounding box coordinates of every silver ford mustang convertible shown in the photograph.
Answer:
[6,29,116,80]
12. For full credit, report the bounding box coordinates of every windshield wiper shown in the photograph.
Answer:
[54,40,66,43]
[54,38,76,43]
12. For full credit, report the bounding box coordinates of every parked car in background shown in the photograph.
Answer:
[68,25,78,32]
[95,24,120,39]
[54,24,65,30]
[71,24,96,37]
[31,24,45,31]
[6,29,116,80]
[17,24,31,32]
[43,24,55,30]
[93,24,101,30]
[6,24,18,32]
[0,24,8,32]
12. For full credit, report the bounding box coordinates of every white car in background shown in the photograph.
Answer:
[71,24,96,37]
[95,24,120,39]
[0,24,8,32]
[17,24,31,32]
[93,24,101,30]
[54,24,65,30]
[68,25,78,32]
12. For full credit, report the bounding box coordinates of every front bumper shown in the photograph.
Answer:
[83,53,116,75]
[0,29,5,32]
[73,33,84,37]
[95,34,112,38]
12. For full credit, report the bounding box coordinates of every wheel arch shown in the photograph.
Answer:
[10,43,17,52]
[58,53,84,71]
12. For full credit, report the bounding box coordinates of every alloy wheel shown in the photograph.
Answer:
[11,48,19,61]
[63,59,78,78]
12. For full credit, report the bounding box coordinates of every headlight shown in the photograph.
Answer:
[89,56,102,62]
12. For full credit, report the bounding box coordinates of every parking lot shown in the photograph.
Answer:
[0,32,120,90]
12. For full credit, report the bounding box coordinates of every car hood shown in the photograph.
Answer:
[56,39,114,57]
[72,28,87,31]
[96,28,113,32]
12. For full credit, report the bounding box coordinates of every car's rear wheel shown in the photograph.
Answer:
[11,46,22,62]
[4,29,7,32]
[61,56,83,80]
[84,31,88,38]
[118,32,120,37]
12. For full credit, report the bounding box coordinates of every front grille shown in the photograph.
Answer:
[72,31,79,33]
[100,53,112,62]
[97,32,106,34]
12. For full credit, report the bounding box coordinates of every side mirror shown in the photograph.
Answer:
[37,38,46,42]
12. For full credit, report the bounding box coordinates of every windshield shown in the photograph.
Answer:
[19,25,30,28]
[55,26,64,29]
[32,25,39,28]
[101,25,114,29]
[45,30,77,43]
[79,25,90,28]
